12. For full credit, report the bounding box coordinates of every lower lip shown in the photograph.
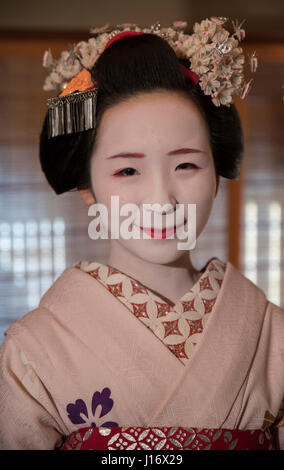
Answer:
[139,225,178,239]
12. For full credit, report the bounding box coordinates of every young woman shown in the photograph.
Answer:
[0,20,283,450]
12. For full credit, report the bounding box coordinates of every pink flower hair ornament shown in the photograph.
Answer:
[43,18,257,138]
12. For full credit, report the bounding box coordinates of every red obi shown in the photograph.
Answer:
[59,425,276,450]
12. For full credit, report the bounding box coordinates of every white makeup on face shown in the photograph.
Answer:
[90,90,217,269]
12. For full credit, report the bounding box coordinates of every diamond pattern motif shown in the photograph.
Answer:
[130,302,149,319]
[162,320,183,338]
[75,257,226,364]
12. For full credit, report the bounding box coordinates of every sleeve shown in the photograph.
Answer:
[0,332,64,450]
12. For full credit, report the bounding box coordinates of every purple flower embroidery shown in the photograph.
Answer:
[66,398,89,424]
[66,387,118,427]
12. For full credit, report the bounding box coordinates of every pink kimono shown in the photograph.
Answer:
[0,257,283,450]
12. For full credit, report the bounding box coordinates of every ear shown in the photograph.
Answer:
[79,188,96,205]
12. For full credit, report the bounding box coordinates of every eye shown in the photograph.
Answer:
[113,167,139,177]
[175,162,199,170]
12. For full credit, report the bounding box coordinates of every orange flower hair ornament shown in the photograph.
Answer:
[43,18,257,138]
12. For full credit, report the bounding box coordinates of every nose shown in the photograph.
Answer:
[141,173,177,216]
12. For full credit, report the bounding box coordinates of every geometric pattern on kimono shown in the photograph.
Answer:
[74,257,226,364]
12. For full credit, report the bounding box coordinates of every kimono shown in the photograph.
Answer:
[0,256,283,450]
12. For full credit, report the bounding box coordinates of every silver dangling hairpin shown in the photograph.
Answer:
[46,88,98,139]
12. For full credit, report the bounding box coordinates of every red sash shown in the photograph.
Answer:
[59,425,276,450]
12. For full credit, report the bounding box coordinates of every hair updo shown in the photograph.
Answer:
[39,33,244,195]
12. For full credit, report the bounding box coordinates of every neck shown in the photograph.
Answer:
[107,242,202,305]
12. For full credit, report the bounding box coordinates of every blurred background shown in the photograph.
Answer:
[0,0,283,343]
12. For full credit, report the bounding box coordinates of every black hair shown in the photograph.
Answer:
[39,33,244,195]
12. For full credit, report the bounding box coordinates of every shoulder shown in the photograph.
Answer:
[2,261,99,353]
[0,263,90,396]
[7,260,99,326]
[222,260,284,323]
[224,261,272,304]
[235,262,284,332]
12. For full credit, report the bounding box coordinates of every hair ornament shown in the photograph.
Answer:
[43,17,258,137]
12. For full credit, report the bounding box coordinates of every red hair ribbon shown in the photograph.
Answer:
[104,30,199,85]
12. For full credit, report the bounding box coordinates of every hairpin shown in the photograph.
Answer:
[43,18,258,138]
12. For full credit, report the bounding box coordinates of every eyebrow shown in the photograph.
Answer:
[105,148,204,160]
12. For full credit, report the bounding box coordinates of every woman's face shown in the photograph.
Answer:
[89,90,218,265]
